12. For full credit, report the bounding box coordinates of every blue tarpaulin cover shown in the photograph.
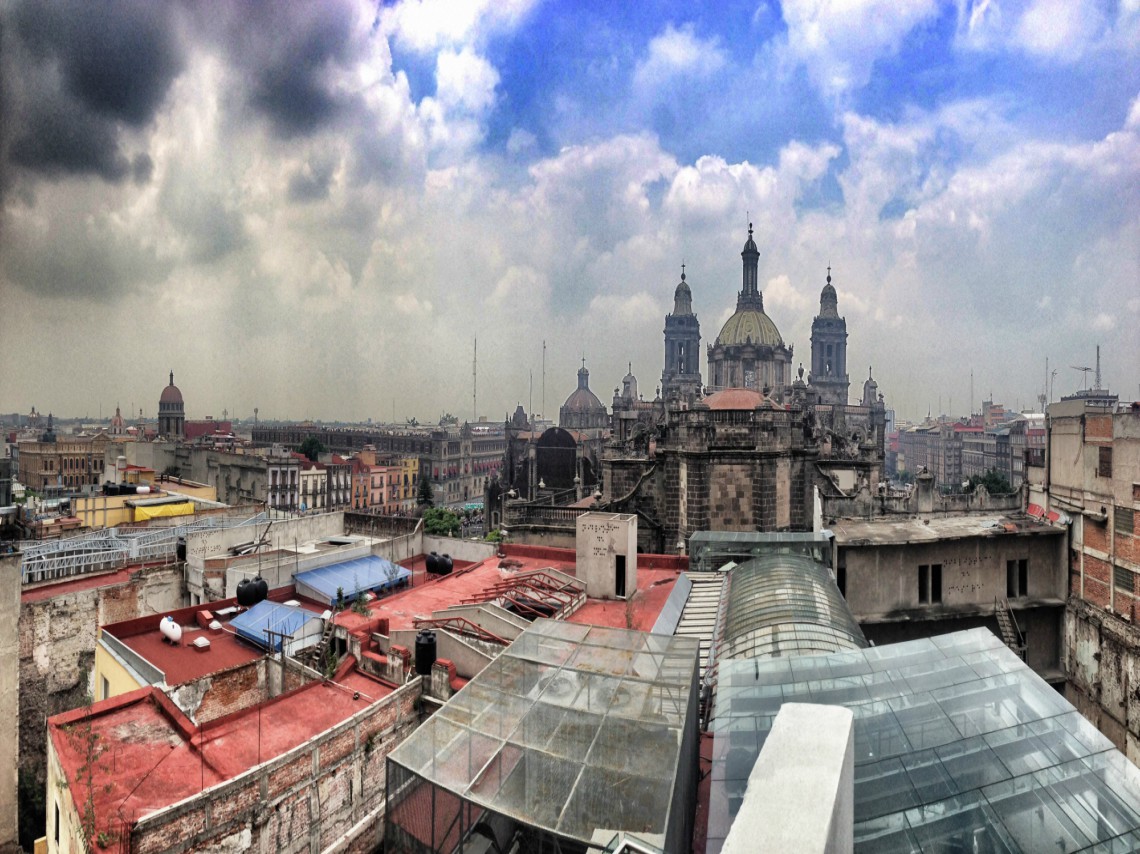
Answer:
[294,555,411,606]
[230,600,320,651]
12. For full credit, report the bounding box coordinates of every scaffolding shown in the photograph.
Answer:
[19,512,268,584]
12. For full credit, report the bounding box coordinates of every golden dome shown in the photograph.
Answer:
[716,309,783,347]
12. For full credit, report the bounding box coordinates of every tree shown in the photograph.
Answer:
[422,507,460,537]
[298,437,327,461]
[967,469,1013,495]
[416,473,434,507]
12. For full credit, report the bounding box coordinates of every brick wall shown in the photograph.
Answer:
[167,659,275,725]
[129,679,421,854]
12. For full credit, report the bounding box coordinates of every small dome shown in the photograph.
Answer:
[716,309,784,347]
[563,387,606,413]
[819,267,839,318]
[704,388,765,410]
[160,371,183,405]
[672,267,693,315]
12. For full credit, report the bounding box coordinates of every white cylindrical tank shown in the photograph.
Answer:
[160,616,182,643]
[136,486,151,495]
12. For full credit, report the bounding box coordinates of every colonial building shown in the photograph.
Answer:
[157,371,185,439]
[706,224,793,396]
[661,266,702,403]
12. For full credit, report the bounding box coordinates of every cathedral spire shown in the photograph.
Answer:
[738,222,762,310]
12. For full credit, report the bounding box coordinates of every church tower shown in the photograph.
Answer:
[661,265,702,403]
[809,268,849,405]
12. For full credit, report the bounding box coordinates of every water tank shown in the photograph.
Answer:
[426,551,441,574]
[160,616,182,644]
[136,486,151,495]
[414,629,437,676]
[440,554,454,575]
[236,579,257,607]
[252,576,269,603]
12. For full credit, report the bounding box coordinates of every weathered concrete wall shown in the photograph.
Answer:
[128,679,420,854]
[843,533,1065,620]
[1064,599,1140,764]
[0,553,21,850]
[18,564,184,848]
[421,535,495,563]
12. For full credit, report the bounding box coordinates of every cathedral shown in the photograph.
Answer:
[494,223,886,551]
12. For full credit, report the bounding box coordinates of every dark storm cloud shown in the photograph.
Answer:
[214,0,361,139]
[13,0,183,126]
[2,0,182,183]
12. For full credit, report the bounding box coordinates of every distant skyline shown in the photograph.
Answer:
[1,0,1137,423]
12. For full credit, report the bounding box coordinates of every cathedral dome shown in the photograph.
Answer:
[716,309,784,347]
[160,371,184,405]
[563,386,605,413]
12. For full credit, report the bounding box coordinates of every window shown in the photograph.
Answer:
[836,564,847,598]
[919,564,942,604]
[1115,506,1135,536]
[1114,564,1133,594]
[1098,446,1113,478]
[55,802,60,844]
[101,675,110,701]
[1007,558,1028,598]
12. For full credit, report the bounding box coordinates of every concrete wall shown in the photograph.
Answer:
[421,535,496,563]
[576,513,637,599]
[18,564,184,848]
[126,680,420,854]
[0,553,20,850]
[842,532,1065,619]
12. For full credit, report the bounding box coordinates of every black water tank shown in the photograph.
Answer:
[236,579,258,607]
[414,629,437,675]
[251,576,269,604]
[440,554,454,575]
[426,551,441,574]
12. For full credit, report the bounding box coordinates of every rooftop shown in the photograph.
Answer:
[831,513,1063,546]
[50,665,394,834]
[105,589,325,686]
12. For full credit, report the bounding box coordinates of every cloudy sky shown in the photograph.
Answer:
[1,0,1137,424]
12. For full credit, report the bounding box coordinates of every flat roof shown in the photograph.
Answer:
[106,590,326,686]
[50,669,394,836]
[832,514,1063,546]
[331,546,684,634]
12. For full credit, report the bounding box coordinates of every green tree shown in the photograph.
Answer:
[422,507,460,537]
[298,437,327,461]
[416,473,434,507]
[967,469,1013,495]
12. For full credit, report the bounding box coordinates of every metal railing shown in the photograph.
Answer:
[20,512,268,584]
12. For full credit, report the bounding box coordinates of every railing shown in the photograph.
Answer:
[20,512,268,584]
[505,504,589,528]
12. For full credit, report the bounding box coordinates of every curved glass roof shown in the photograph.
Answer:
[717,554,867,662]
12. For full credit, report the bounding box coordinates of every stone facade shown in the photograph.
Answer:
[661,268,702,403]
[808,269,849,406]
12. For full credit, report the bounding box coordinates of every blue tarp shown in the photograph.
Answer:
[230,600,320,651]
[294,555,411,606]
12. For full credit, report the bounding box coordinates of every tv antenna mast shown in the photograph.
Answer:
[1071,363,1093,391]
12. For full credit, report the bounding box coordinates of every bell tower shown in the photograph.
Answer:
[809,268,850,405]
[662,264,702,403]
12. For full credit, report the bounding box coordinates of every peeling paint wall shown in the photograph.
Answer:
[1064,600,1140,763]
[127,680,421,854]
[18,564,184,847]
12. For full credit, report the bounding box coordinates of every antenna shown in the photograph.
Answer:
[1095,344,1102,391]
[473,336,477,421]
[542,340,546,422]
[1070,362,1093,391]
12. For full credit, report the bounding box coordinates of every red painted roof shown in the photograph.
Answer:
[50,673,394,839]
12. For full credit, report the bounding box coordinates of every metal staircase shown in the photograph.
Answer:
[994,597,1026,661]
